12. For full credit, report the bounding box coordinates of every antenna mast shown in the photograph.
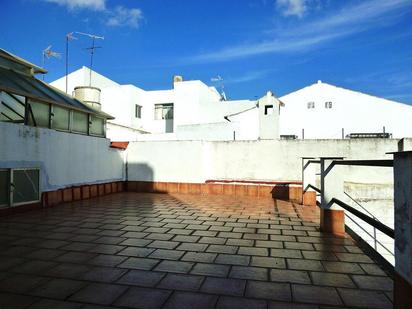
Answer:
[65,32,77,94]
[211,75,226,101]
[42,45,61,81]
[75,32,104,87]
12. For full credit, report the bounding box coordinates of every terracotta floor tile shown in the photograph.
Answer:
[0,192,393,307]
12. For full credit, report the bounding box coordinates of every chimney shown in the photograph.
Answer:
[173,75,183,83]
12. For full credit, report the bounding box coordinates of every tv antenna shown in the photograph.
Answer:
[42,45,60,81]
[65,32,78,94]
[211,75,226,101]
[75,32,104,86]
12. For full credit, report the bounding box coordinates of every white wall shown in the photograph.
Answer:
[126,138,398,183]
[279,81,412,139]
[101,84,146,130]
[50,66,119,95]
[0,122,125,192]
[127,138,401,264]
[51,70,262,140]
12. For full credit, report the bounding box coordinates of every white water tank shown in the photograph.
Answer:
[73,86,101,110]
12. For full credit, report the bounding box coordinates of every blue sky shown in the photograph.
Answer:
[1,0,412,103]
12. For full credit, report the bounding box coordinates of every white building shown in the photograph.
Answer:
[51,67,412,141]
[279,80,412,139]
[51,67,280,141]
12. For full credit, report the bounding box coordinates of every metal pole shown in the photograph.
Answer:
[65,35,69,94]
[89,37,95,87]
[42,53,45,81]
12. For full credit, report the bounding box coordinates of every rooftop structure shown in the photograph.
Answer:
[279,80,412,139]
[51,67,412,142]
[0,49,113,138]
[51,67,281,141]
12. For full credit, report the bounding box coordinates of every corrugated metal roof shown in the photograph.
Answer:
[0,67,114,119]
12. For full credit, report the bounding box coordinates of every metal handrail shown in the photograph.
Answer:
[324,159,393,176]
[304,184,321,194]
[330,159,393,167]
[327,197,394,238]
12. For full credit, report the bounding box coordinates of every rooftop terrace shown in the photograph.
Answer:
[0,192,392,308]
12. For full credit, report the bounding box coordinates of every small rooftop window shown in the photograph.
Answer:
[264,105,274,115]
[325,101,332,109]
[135,105,142,118]
[307,102,315,109]
[155,103,173,120]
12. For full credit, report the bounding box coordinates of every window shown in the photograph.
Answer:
[52,105,70,131]
[0,91,107,138]
[90,115,105,136]
[72,111,88,134]
[12,169,40,205]
[0,169,8,207]
[155,103,174,120]
[0,168,40,207]
[0,92,24,123]
[135,105,142,118]
[264,105,274,115]
[28,100,50,128]
[325,101,332,109]
[307,102,315,109]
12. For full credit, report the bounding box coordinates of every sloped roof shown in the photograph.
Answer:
[0,66,114,119]
[0,48,47,74]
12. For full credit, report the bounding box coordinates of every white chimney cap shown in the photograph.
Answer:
[317,80,322,84]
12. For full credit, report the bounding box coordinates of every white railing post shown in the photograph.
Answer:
[319,157,345,236]
[392,150,412,308]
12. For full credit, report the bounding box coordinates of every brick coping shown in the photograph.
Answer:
[0,181,317,217]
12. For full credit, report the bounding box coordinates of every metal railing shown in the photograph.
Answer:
[327,197,394,238]
[302,156,395,264]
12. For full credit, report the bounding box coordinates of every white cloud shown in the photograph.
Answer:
[189,0,412,63]
[226,70,270,84]
[44,0,106,11]
[106,6,143,28]
[276,0,308,17]
[43,1,144,29]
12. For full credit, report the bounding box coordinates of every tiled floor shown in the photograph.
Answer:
[0,192,393,308]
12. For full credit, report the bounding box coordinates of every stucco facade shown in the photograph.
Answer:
[51,68,412,142]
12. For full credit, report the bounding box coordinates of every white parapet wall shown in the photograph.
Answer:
[127,138,404,264]
[126,139,398,182]
[0,122,125,192]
